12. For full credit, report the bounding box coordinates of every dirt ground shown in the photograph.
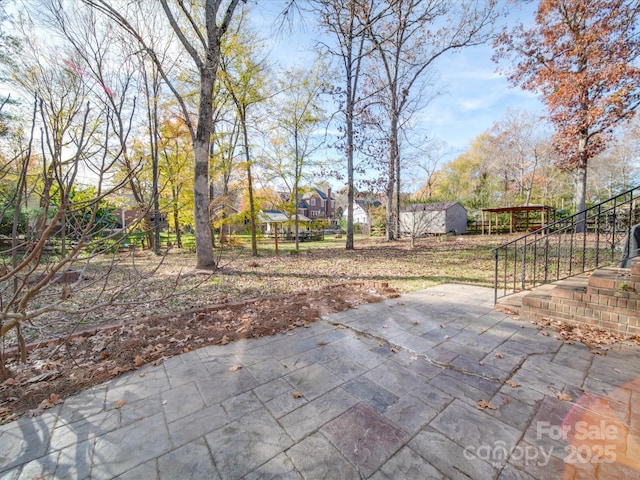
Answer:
[0,280,398,424]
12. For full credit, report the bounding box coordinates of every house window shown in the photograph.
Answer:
[310,198,316,206]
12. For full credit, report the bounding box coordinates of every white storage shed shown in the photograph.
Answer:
[399,202,467,236]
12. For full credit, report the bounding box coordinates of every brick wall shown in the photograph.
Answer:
[519,257,640,337]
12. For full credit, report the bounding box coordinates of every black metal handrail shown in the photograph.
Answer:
[493,186,640,303]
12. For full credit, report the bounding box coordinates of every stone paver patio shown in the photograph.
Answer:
[1,284,639,479]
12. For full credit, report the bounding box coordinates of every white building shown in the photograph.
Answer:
[353,199,382,226]
[399,202,467,236]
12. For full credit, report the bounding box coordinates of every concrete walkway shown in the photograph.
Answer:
[1,284,639,479]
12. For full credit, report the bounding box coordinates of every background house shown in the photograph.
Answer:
[400,202,467,236]
[353,199,382,226]
[300,188,335,224]
[259,209,312,235]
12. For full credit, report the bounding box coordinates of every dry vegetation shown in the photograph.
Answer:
[0,234,502,423]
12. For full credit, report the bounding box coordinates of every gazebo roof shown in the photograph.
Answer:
[481,205,554,214]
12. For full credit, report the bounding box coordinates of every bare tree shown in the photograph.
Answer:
[364,0,498,241]
[314,0,377,250]
[266,60,327,251]
[46,1,167,252]
[218,15,272,257]
[83,0,244,268]
[487,109,551,206]
[589,120,640,201]
[407,138,451,200]
[0,79,132,377]
[0,3,192,378]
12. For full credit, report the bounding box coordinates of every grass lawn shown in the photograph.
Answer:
[227,233,502,292]
[9,233,515,345]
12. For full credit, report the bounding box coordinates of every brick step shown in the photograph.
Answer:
[510,258,640,336]
[587,267,640,296]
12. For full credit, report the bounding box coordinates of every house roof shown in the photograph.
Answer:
[355,199,382,209]
[302,188,332,200]
[259,210,312,223]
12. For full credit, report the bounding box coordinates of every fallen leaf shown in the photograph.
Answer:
[502,396,510,405]
[541,331,550,337]
[113,399,127,409]
[60,286,72,300]
[390,347,398,353]
[134,355,144,367]
[229,365,243,372]
[476,399,497,411]
[109,366,127,376]
[38,393,63,410]
[292,391,303,398]
[316,340,328,346]
[557,392,572,402]
[505,380,521,388]
[495,352,504,359]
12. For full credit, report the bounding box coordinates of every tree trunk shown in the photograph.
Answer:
[240,109,258,257]
[574,164,588,233]
[193,66,216,268]
[385,151,395,241]
[294,132,301,251]
[172,187,182,248]
[574,135,588,233]
[395,144,401,239]
[345,68,355,250]
[294,189,300,252]
[386,105,403,241]
[246,160,258,256]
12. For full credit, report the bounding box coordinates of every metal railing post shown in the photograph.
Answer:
[493,185,639,301]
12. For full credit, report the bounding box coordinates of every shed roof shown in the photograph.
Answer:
[401,202,465,212]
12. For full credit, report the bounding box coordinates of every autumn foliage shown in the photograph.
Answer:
[494,0,640,213]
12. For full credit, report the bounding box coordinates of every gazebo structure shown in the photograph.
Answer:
[481,205,555,235]
[258,210,314,253]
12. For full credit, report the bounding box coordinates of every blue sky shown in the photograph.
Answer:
[423,40,544,155]
[254,1,544,158]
